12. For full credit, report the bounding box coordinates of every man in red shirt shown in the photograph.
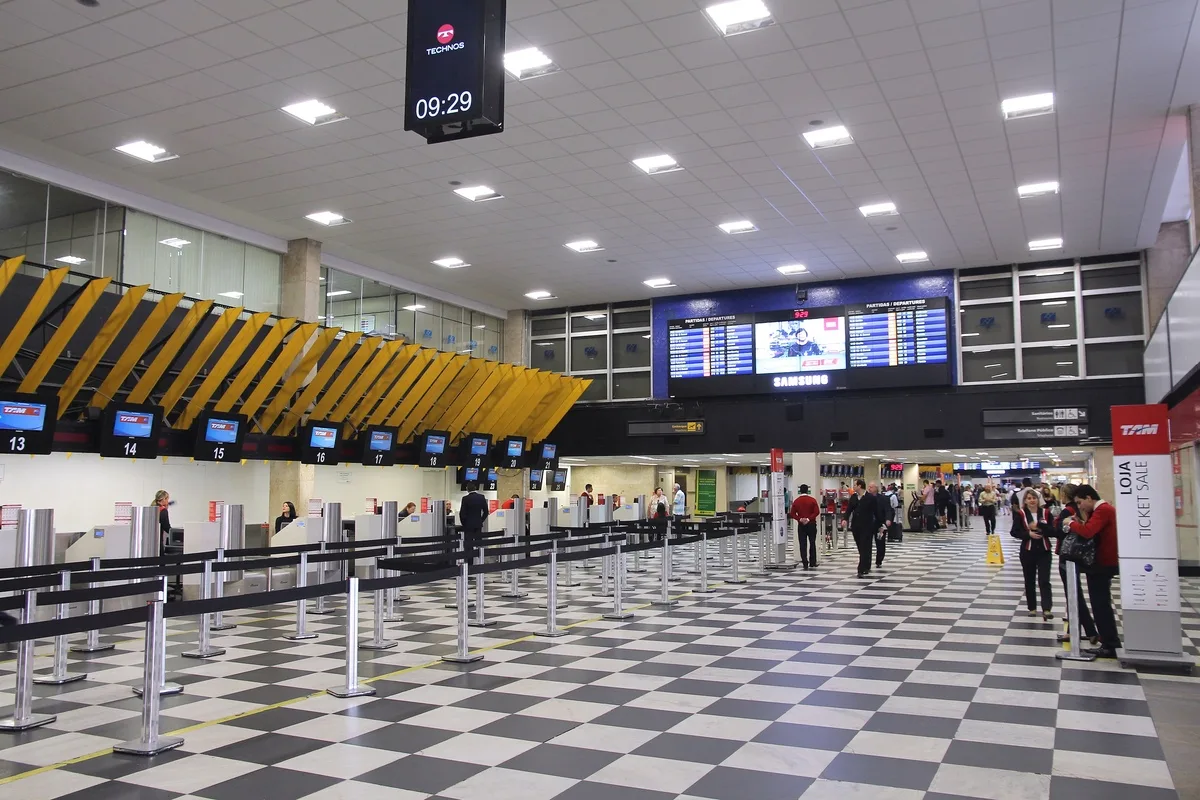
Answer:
[789,484,821,570]
[1064,484,1120,657]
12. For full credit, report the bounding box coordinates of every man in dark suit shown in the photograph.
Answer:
[844,479,890,579]
[458,484,488,547]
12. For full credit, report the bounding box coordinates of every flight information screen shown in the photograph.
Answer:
[668,315,754,379]
[847,299,949,368]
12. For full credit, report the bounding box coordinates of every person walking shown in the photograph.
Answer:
[844,480,888,578]
[1062,485,1121,658]
[876,484,898,569]
[788,483,821,570]
[1054,485,1098,646]
[978,484,997,535]
[1011,489,1054,619]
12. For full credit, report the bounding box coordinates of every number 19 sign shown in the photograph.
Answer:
[404,0,506,144]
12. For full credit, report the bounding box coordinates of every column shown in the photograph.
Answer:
[1092,446,1115,505]
[270,238,322,521]
[504,309,527,366]
[791,453,818,492]
[1145,221,1190,331]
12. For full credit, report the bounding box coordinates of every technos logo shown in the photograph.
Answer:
[428,23,465,55]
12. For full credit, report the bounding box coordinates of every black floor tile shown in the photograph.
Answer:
[1049,775,1180,800]
[592,706,689,732]
[965,701,1058,728]
[551,781,676,800]
[196,766,339,800]
[800,690,888,711]
[632,732,743,764]
[343,723,458,753]
[862,712,961,739]
[206,733,327,765]
[945,739,1054,774]
[685,766,813,800]
[223,706,323,732]
[500,743,622,780]
[340,698,440,722]
[701,698,792,721]
[752,721,857,750]
[472,714,579,742]
[356,754,487,794]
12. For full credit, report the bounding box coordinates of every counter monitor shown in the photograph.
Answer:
[361,426,397,467]
[299,421,341,465]
[485,467,499,491]
[419,430,450,468]
[0,393,57,455]
[551,469,567,492]
[529,469,544,491]
[193,411,247,463]
[497,435,526,469]
[462,432,492,469]
[100,403,162,460]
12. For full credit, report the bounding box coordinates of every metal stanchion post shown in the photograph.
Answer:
[562,532,579,587]
[312,543,331,614]
[754,527,770,576]
[538,545,567,637]
[113,589,184,756]
[0,591,55,731]
[384,544,406,621]
[360,581,397,650]
[444,532,475,608]
[695,531,715,594]
[651,529,677,609]
[728,530,747,584]
[470,547,495,628]
[604,543,633,620]
[718,533,729,569]
[1056,561,1097,663]
[443,561,483,663]
[71,557,114,654]
[209,548,235,631]
[285,551,317,641]
[502,545,528,600]
[134,578,182,698]
[595,533,613,597]
[182,559,225,659]
[631,531,647,573]
[327,577,377,698]
[34,570,86,685]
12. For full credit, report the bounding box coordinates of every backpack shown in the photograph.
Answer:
[887,492,900,511]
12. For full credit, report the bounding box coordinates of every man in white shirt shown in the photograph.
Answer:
[672,483,686,522]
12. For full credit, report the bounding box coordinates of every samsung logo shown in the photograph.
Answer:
[773,374,830,388]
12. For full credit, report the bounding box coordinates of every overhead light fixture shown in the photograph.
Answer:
[644,277,676,289]
[114,140,178,163]
[719,220,757,234]
[525,290,555,300]
[432,257,470,269]
[859,201,897,217]
[402,304,425,311]
[896,251,928,264]
[158,238,190,248]
[976,452,989,456]
[1072,450,1085,454]
[632,155,682,175]
[217,291,244,299]
[983,363,1002,369]
[584,314,607,321]
[454,185,502,202]
[1047,323,1071,329]
[962,333,980,337]
[936,450,950,454]
[565,240,603,253]
[1018,181,1059,198]
[503,47,560,80]
[317,315,326,320]
[1001,92,1054,120]
[777,264,807,275]
[704,0,775,36]
[1029,237,1063,251]
[1056,361,1075,366]
[802,125,853,149]
[326,290,353,297]
[991,372,1010,379]
[281,100,346,126]
[54,255,86,265]
[1042,300,1069,306]
[306,211,351,226]
[475,324,487,329]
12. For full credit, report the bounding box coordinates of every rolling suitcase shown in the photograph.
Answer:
[887,522,903,542]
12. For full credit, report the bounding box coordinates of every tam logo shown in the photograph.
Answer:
[1121,424,1159,435]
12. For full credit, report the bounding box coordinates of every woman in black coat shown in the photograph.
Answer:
[1011,490,1055,619]
[275,501,298,533]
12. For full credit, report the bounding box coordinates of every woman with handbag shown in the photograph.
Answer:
[1062,485,1121,658]
[1053,486,1098,645]
[1011,490,1055,619]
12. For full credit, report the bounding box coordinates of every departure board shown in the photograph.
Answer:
[847,299,948,368]
[668,315,754,378]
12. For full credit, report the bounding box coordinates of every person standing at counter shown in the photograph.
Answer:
[459,484,488,545]
[580,484,595,507]
[154,490,172,553]
[398,502,417,519]
[275,501,298,533]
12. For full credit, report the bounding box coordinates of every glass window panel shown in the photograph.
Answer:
[1082,265,1141,291]
[243,244,281,315]
[531,316,565,336]
[121,210,157,286]
[579,374,608,402]
[1023,345,1079,379]
[570,334,608,371]
[959,277,1013,301]
[482,330,501,361]
[201,232,246,305]
[570,312,608,333]
[415,296,442,318]
[415,311,441,348]
[155,218,203,296]
[612,371,651,399]
[613,309,651,329]
[0,223,27,252]
[959,303,1014,346]
[1021,299,1077,343]
[612,332,651,369]
[440,302,465,324]
[533,338,565,372]
[1086,341,1143,375]
[444,319,470,352]
[45,212,72,244]
[1019,271,1076,295]
[1082,292,1143,340]
[962,350,1016,382]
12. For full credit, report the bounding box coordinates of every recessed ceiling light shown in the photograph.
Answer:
[1047,323,1071,329]
[777,264,807,275]
[584,314,607,321]
[704,0,775,36]
[503,47,560,80]
[1056,361,1075,366]
[802,125,853,149]
[158,238,190,248]
[1042,300,1069,306]
[454,185,502,202]
[114,140,177,163]
[565,240,603,253]
[896,251,928,264]
[1029,237,1063,251]
[317,315,326,320]
[632,155,682,175]
[306,211,351,226]
[962,333,980,337]
[1018,181,1059,198]
[54,255,86,265]
[432,257,470,269]
[326,290,353,297]
[859,201,897,217]
[281,99,346,126]
[475,324,487,329]
[936,450,950,453]
[983,363,1002,369]
[217,291,244,299]
[719,220,757,234]
[991,372,1009,379]
[1001,92,1054,120]
[402,304,425,311]
[525,290,556,300]
[976,452,989,456]
[644,277,676,289]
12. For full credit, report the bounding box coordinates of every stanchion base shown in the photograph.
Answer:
[1116,648,1194,671]
[1056,651,1097,662]
[133,683,183,697]
[0,713,56,731]
[593,591,614,598]
[629,568,648,574]
[284,632,318,641]
[360,639,397,650]
[651,600,679,608]
[501,592,529,599]
[765,563,798,572]
[70,643,115,654]
[208,623,237,631]
[540,600,568,609]
[693,587,717,594]
[33,672,87,685]
[113,734,184,756]
[442,653,483,664]
[725,578,748,584]
[559,581,582,587]
[469,620,497,628]
[444,602,475,609]
[603,612,634,621]
[181,647,226,659]
[392,595,411,603]
[536,629,568,638]
[327,685,377,698]
[383,615,404,623]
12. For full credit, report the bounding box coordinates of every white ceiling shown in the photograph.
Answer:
[0,0,1196,310]
[561,446,1095,467]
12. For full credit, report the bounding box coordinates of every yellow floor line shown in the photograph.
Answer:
[0,587,702,786]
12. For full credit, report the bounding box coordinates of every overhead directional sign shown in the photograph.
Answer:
[628,420,706,437]
[404,0,506,144]
[981,407,1088,425]
[983,424,1089,441]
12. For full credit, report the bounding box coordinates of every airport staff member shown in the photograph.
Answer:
[398,502,417,519]
[788,484,820,570]
[275,501,298,533]
[459,485,488,546]
[154,490,172,553]
[501,493,520,510]
[580,484,595,506]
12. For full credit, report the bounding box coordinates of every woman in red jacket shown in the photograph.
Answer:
[1011,490,1055,619]
[1063,485,1120,658]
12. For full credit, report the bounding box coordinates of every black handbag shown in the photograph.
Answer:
[1059,531,1096,567]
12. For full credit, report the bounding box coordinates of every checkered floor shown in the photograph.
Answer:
[1,527,1197,800]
